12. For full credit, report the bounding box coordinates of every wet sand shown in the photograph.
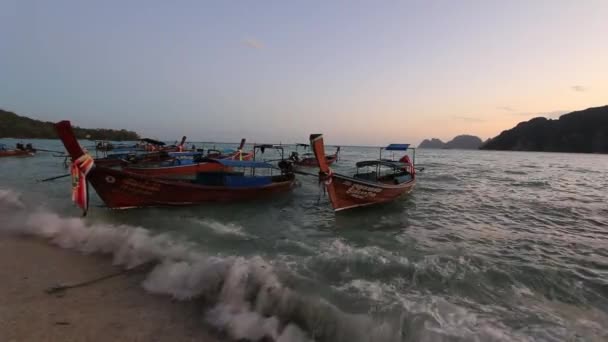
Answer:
[0,236,221,342]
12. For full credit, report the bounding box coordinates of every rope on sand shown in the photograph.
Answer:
[45,260,157,295]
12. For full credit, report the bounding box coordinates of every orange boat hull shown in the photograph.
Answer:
[0,150,34,158]
[325,174,415,211]
[86,167,295,209]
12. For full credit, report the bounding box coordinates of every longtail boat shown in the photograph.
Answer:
[121,153,226,176]
[310,134,416,211]
[0,143,36,158]
[205,139,254,161]
[55,120,296,213]
[121,138,255,176]
[94,150,173,167]
[290,143,340,167]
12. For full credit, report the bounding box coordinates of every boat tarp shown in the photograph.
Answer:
[384,144,410,151]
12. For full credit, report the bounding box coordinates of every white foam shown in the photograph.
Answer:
[0,188,24,209]
[193,218,251,238]
[1,188,404,342]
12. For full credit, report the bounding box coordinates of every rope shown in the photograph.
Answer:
[45,260,157,295]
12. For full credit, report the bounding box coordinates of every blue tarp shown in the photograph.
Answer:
[385,144,410,151]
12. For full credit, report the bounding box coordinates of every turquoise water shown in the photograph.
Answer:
[2,138,608,341]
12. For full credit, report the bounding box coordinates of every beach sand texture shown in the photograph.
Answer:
[0,236,220,342]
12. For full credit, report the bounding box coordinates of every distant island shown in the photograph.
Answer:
[0,109,140,141]
[481,105,608,153]
[419,135,483,149]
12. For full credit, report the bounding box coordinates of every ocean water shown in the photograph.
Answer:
[1,138,608,342]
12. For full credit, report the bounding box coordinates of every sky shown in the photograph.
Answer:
[1,0,607,146]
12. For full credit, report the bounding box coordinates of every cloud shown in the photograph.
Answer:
[453,116,485,123]
[571,85,587,92]
[243,38,263,49]
[497,106,515,112]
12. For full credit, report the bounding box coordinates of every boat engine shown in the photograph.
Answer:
[289,151,300,162]
[278,160,294,173]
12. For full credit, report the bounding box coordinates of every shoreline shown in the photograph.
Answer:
[0,236,221,342]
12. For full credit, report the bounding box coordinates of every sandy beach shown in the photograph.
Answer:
[0,236,221,342]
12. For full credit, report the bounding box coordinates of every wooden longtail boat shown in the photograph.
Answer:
[55,121,297,211]
[0,143,36,158]
[290,143,340,167]
[122,138,255,176]
[121,155,227,176]
[310,134,416,212]
[205,139,254,161]
[94,151,173,167]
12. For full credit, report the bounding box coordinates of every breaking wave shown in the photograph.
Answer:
[0,189,401,342]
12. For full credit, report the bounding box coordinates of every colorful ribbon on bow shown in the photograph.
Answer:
[70,153,94,215]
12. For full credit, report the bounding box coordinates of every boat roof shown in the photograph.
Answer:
[201,158,275,168]
[356,160,407,169]
[140,138,166,146]
[384,144,410,151]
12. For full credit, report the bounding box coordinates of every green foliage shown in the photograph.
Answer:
[0,109,140,141]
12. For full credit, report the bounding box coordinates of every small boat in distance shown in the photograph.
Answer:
[0,143,36,158]
[289,143,340,167]
[121,140,254,176]
[310,134,416,211]
[205,139,254,161]
[121,152,227,176]
[55,120,296,213]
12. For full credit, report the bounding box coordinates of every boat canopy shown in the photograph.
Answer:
[384,144,410,151]
[140,138,166,146]
[201,158,275,168]
[356,160,407,169]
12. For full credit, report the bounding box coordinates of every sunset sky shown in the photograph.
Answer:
[1,0,606,145]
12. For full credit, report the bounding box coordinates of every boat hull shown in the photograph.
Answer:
[88,167,295,208]
[326,174,415,211]
[0,150,34,158]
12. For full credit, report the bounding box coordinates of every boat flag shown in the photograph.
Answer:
[70,153,94,216]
